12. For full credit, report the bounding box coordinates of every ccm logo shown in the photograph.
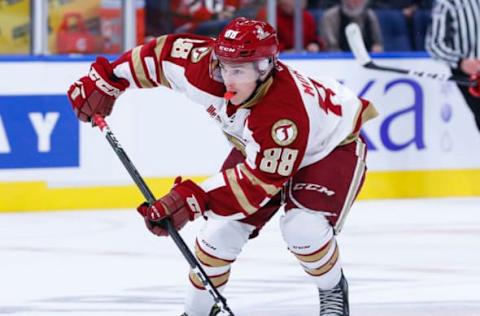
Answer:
[218,45,236,52]
[292,183,335,196]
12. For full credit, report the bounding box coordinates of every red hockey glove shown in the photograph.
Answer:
[67,56,129,122]
[469,73,480,98]
[136,177,208,236]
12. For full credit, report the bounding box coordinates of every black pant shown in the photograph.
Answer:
[452,67,480,132]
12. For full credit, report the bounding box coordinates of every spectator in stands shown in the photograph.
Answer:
[320,0,383,52]
[370,0,433,49]
[426,0,480,132]
[257,0,324,52]
[307,0,338,9]
[171,0,262,37]
[146,1,173,37]
[370,0,432,12]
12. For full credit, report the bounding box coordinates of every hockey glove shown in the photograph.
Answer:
[67,56,129,122]
[469,73,480,98]
[136,177,208,236]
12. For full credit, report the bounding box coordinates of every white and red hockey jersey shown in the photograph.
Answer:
[112,34,378,220]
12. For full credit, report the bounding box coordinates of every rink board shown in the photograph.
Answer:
[1,54,480,211]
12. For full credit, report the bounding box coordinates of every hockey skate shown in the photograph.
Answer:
[318,273,349,316]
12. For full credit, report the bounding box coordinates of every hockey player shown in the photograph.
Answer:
[67,17,378,316]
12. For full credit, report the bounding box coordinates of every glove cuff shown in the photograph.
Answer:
[173,180,208,219]
[91,57,129,97]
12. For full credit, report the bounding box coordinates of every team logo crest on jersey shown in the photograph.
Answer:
[191,47,211,63]
[271,119,298,146]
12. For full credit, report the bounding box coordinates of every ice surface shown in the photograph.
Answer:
[1,198,479,315]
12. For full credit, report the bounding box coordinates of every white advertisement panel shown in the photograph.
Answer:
[0,56,479,210]
[291,58,480,171]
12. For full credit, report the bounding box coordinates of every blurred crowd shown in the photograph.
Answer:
[146,0,434,53]
[0,0,434,55]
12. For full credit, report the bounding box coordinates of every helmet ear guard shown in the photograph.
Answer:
[255,57,275,79]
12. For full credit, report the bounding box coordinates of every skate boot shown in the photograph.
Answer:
[318,273,349,316]
[179,304,221,316]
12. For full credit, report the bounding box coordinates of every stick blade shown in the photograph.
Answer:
[345,23,372,66]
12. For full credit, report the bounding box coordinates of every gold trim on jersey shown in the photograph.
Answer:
[225,168,258,215]
[189,269,230,289]
[223,133,246,156]
[292,239,334,263]
[240,77,273,109]
[154,36,171,88]
[132,46,155,88]
[195,242,232,267]
[335,139,366,234]
[362,101,379,122]
[304,244,339,276]
[340,101,379,145]
[339,133,359,145]
[191,46,212,63]
[238,163,281,196]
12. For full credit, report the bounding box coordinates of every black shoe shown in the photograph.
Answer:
[318,273,349,316]
[179,304,221,316]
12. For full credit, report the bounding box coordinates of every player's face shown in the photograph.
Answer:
[219,61,259,105]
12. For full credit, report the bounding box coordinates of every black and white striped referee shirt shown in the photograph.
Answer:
[426,0,480,68]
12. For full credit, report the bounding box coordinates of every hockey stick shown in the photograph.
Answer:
[345,23,476,87]
[92,115,234,316]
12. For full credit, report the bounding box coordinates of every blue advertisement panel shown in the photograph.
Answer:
[0,95,79,169]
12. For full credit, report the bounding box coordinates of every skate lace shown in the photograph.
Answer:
[319,285,344,316]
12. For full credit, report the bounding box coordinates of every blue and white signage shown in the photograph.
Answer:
[0,95,79,169]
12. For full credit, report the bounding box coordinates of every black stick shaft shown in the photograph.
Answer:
[364,62,475,87]
[93,115,234,315]
[346,23,477,88]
